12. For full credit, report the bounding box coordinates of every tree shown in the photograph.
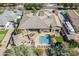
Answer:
[4,45,37,56]
[24,3,44,10]
[35,49,43,56]
[68,40,79,48]
[0,3,19,7]
[63,4,68,9]
[69,3,74,8]
[47,42,79,56]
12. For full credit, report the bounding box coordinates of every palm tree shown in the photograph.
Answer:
[24,3,44,10]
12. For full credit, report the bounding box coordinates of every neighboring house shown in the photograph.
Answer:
[18,13,62,32]
[66,10,79,41]
[0,10,22,29]
[68,10,79,33]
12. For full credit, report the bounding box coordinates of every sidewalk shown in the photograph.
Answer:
[0,29,14,56]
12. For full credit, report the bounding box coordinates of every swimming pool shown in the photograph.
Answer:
[39,34,51,44]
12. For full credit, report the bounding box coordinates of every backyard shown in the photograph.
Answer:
[0,30,8,43]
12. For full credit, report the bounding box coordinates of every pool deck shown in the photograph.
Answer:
[13,30,56,49]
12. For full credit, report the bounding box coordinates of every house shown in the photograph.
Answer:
[67,10,79,41]
[68,10,79,33]
[14,12,62,48]
[18,13,62,32]
[0,10,22,29]
[18,12,62,48]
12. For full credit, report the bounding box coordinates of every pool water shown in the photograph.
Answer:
[39,34,51,44]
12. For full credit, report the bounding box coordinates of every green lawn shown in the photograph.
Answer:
[75,10,79,13]
[64,10,68,14]
[0,30,8,43]
[55,35,64,43]
[0,10,4,14]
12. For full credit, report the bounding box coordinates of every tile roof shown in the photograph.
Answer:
[19,16,49,29]
[19,13,62,29]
